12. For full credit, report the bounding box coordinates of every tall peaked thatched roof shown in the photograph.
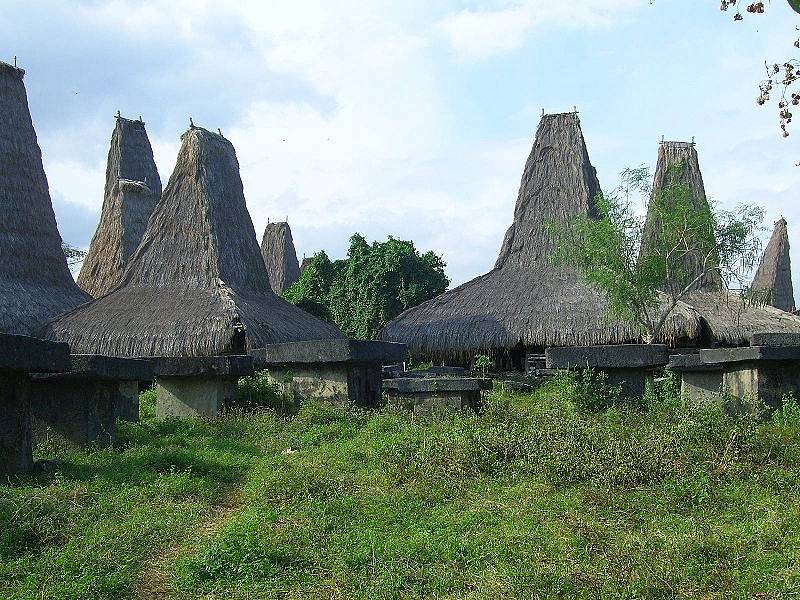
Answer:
[77,116,162,298]
[0,60,90,335]
[261,221,301,294]
[380,112,670,359]
[641,141,722,292]
[750,218,795,312]
[43,126,342,357]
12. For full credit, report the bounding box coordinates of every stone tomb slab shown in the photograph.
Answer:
[153,356,253,418]
[251,340,407,409]
[546,344,669,399]
[698,345,800,410]
[30,355,154,450]
[0,334,70,477]
[382,377,492,414]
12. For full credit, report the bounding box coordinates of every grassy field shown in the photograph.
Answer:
[2,375,800,599]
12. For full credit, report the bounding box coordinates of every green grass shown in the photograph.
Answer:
[3,377,800,599]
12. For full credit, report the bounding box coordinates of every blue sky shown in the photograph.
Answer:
[2,0,798,294]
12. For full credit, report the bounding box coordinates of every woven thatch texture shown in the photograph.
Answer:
[641,141,723,292]
[261,222,301,294]
[677,290,800,344]
[77,117,162,298]
[43,127,342,357]
[750,218,795,312]
[0,61,91,335]
[380,113,699,359]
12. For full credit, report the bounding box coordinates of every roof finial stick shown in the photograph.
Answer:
[218,128,223,136]
[661,134,664,143]
[541,108,545,116]
[14,56,16,67]
[573,105,577,113]
[285,215,288,222]
[691,136,695,146]
[139,115,142,122]
[116,110,121,119]
[189,117,195,129]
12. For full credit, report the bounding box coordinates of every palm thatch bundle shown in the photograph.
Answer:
[77,116,162,298]
[260,221,301,294]
[640,140,723,292]
[0,61,91,335]
[43,126,342,357]
[749,218,795,312]
[380,113,697,361]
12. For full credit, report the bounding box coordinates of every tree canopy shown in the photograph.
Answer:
[283,234,449,339]
[550,166,764,342]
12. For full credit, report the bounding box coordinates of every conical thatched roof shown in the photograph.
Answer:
[43,126,342,356]
[260,221,300,294]
[380,113,678,360]
[641,141,722,293]
[750,218,795,312]
[0,61,91,335]
[300,255,312,274]
[77,116,162,298]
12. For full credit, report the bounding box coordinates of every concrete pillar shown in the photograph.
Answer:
[116,381,140,422]
[0,373,33,477]
[155,376,239,418]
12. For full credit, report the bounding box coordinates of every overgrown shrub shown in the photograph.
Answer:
[139,386,157,420]
[236,370,295,415]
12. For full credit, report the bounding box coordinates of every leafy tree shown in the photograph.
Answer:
[62,242,86,267]
[283,234,449,339]
[282,251,340,321]
[550,166,764,343]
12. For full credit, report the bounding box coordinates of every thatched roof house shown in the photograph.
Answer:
[640,140,722,292]
[380,112,658,363]
[750,218,795,312]
[43,126,342,357]
[77,116,162,298]
[260,221,301,294]
[0,61,91,335]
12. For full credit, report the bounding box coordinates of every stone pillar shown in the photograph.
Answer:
[116,381,140,422]
[0,372,33,477]
[30,380,118,450]
[156,376,239,418]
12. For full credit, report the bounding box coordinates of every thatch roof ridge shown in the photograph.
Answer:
[0,61,90,335]
[43,124,342,356]
[77,115,162,298]
[261,221,301,294]
[750,218,795,312]
[0,60,24,79]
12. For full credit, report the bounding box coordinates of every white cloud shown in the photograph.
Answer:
[439,0,643,61]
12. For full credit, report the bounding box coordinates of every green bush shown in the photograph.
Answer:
[139,386,157,420]
[236,370,295,415]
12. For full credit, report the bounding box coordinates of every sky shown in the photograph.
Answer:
[2,0,799,294]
